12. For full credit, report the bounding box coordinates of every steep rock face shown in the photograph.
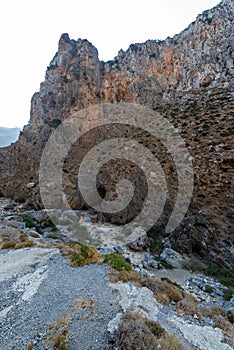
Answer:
[0,0,233,267]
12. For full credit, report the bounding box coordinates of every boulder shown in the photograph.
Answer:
[160,248,185,269]
[125,227,148,251]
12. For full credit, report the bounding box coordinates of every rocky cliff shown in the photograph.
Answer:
[0,0,233,268]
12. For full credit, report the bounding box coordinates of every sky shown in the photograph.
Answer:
[0,0,221,128]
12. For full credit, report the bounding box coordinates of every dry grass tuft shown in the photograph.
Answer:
[108,312,184,350]
[14,240,35,249]
[213,315,231,333]
[158,333,185,350]
[0,231,35,250]
[71,297,95,313]
[1,240,17,249]
[176,298,200,319]
[157,282,183,304]
[27,342,34,350]
[47,297,95,349]
[177,300,234,333]
[48,328,68,350]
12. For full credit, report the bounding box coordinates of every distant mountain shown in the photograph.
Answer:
[0,127,21,147]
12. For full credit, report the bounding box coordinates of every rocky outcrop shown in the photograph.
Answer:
[0,0,233,268]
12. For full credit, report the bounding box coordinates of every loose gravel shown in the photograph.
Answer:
[0,250,120,350]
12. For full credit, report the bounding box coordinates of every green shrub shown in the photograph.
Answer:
[18,214,35,228]
[205,285,215,293]
[194,221,207,227]
[161,277,184,290]
[104,253,131,271]
[70,245,100,267]
[205,265,234,288]
[42,219,57,231]
[147,228,164,255]
[159,259,174,270]
[223,288,234,301]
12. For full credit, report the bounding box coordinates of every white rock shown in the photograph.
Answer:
[107,312,123,334]
[26,182,36,189]
[171,316,233,350]
[111,281,160,321]
[0,247,59,281]
[160,248,185,268]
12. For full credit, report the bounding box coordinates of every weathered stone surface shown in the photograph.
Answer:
[125,227,148,251]
[171,316,233,350]
[0,0,233,268]
[110,281,161,320]
[160,248,185,269]
[0,247,59,281]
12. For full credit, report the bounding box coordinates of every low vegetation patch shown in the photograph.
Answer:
[1,232,35,250]
[205,285,215,293]
[17,213,35,228]
[223,288,234,301]
[67,221,91,242]
[50,328,68,350]
[177,301,234,333]
[161,277,184,290]
[205,265,234,288]
[104,253,131,271]
[108,312,184,350]
[110,269,233,335]
[41,219,58,232]
[61,243,101,267]
[27,342,34,350]
[158,259,174,270]
[147,228,164,255]
[1,240,17,249]
[14,240,35,249]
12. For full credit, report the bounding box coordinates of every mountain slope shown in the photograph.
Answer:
[0,0,233,268]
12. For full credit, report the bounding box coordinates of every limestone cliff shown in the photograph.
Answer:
[0,0,233,268]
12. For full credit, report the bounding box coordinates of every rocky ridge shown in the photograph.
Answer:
[0,0,233,269]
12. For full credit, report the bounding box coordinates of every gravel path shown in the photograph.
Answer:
[0,249,120,350]
[1,246,233,350]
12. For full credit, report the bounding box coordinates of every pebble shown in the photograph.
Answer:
[113,246,123,254]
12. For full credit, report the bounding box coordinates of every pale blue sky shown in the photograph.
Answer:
[0,0,220,128]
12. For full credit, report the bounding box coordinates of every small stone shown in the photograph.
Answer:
[125,257,131,264]
[216,290,224,297]
[31,261,39,269]
[113,246,123,254]
[26,182,36,189]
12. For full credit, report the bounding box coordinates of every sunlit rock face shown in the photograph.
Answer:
[0,0,233,268]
